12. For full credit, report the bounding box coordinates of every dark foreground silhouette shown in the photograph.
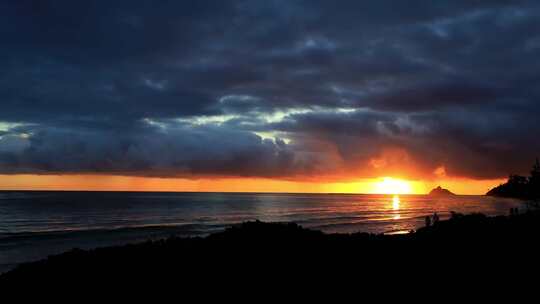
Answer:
[3,209,540,288]
[487,158,540,199]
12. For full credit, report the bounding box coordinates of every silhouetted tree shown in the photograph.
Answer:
[508,175,528,185]
[486,158,540,200]
[529,158,540,198]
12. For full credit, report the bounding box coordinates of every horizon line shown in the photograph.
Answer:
[0,189,480,196]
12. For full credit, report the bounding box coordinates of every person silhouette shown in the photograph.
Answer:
[425,215,431,227]
[432,212,439,224]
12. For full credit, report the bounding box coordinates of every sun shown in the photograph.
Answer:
[372,177,412,194]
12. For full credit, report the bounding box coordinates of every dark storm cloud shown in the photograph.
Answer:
[0,122,315,177]
[1,0,539,179]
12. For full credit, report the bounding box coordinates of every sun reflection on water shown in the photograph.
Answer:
[392,195,400,210]
[392,195,401,220]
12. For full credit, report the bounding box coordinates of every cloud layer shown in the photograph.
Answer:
[1,0,539,180]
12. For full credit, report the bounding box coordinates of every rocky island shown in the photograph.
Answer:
[429,186,455,196]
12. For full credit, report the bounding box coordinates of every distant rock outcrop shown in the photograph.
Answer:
[429,186,455,196]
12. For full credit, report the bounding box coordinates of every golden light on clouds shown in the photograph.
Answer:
[434,166,447,178]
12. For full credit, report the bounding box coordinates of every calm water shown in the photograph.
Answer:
[0,191,522,272]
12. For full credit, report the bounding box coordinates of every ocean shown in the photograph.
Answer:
[0,191,522,273]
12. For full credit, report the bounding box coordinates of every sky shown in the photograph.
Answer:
[0,1,539,194]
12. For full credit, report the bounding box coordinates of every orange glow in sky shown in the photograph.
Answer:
[0,174,506,195]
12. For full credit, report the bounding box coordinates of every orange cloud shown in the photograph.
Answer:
[434,166,447,178]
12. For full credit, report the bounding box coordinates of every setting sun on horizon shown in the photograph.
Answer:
[0,174,505,195]
[371,177,413,194]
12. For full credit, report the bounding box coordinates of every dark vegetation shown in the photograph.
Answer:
[2,209,540,286]
[487,159,540,200]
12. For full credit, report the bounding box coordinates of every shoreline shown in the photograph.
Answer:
[2,192,521,274]
[2,208,539,283]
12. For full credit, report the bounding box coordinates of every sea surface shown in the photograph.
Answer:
[0,191,523,273]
